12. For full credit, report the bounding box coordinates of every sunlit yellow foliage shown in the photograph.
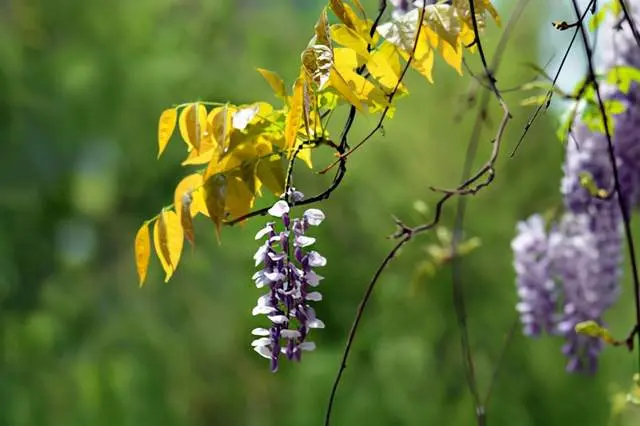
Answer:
[135,0,500,285]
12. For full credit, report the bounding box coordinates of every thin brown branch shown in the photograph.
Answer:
[319,4,429,174]
[323,232,409,426]
[324,1,523,424]
[511,0,596,157]
[619,0,640,48]
[225,0,389,226]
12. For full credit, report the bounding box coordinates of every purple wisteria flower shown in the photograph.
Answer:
[250,190,327,372]
[512,3,640,374]
[511,214,558,337]
[512,210,622,373]
[551,212,622,373]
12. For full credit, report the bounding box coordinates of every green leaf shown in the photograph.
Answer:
[556,101,579,141]
[606,65,640,93]
[579,171,609,198]
[588,7,609,31]
[581,99,625,134]
[575,320,616,344]
[520,94,549,107]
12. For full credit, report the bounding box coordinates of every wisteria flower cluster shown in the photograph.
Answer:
[512,7,640,373]
[250,190,327,372]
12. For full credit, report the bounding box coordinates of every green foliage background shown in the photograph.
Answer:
[1,0,639,425]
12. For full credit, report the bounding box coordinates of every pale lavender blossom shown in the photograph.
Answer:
[251,190,326,372]
[550,212,622,373]
[511,215,558,337]
[512,1,640,374]
[512,210,622,373]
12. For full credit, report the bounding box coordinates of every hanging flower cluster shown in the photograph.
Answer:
[511,214,557,338]
[250,190,327,372]
[512,6,640,373]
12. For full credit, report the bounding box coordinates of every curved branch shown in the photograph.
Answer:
[324,1,523,423]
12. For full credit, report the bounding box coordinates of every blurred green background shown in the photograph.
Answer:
[1,0,640,425]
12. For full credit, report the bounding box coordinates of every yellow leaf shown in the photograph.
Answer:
[368,42,404,90]
[134,222,151,286]
[255,134,276,157]
[240,159,261,196]
[452,0,500,32]
[256,68,287,100]
[302,12,334,90]
[225,174,254,220]
[350,0,366,18]
[397,28,434,83]
[180,196,195,247]
[413,48,435,83]
[329,68,365,112]
[330,24,370,61]
[256,154,285,196]
[333,47,361,70]
[190,187,210,217]
[209,104,234,151]
[423,7,459,51]
[297,146,313,169]
[153,210,184,283]
[181,107,229,166]
[332,66,386,110]
[315,7,332,49]
[204,105,235,180]
[182,148,215,166]
[459,22,476,49]
[174,174,205,218]
[376,9,421,52]
[330,0,370,40]
[301,77,316,140]
[285,77,304,151]
[481,0,501,26]
[157,108,178,159]
[202,174,227,241]
[330,0,356,30]
[439,35,462,75]
[178,103,208,153]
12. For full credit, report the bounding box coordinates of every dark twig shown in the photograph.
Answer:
[570,0,640,373]
[511,0,596,158]
[482,318,519,410]
[619,0,640,48]
[324,1,518,424]
[447,0,528,422]
[319,4,429,174]
[226,0,389,226]
[323,231,409,426]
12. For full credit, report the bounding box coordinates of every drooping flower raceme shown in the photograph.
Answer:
[511,214,558,337]
[512,209,622,373]
[551,211,621,373]
[250,193,327,372]
[512,6,640,373]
